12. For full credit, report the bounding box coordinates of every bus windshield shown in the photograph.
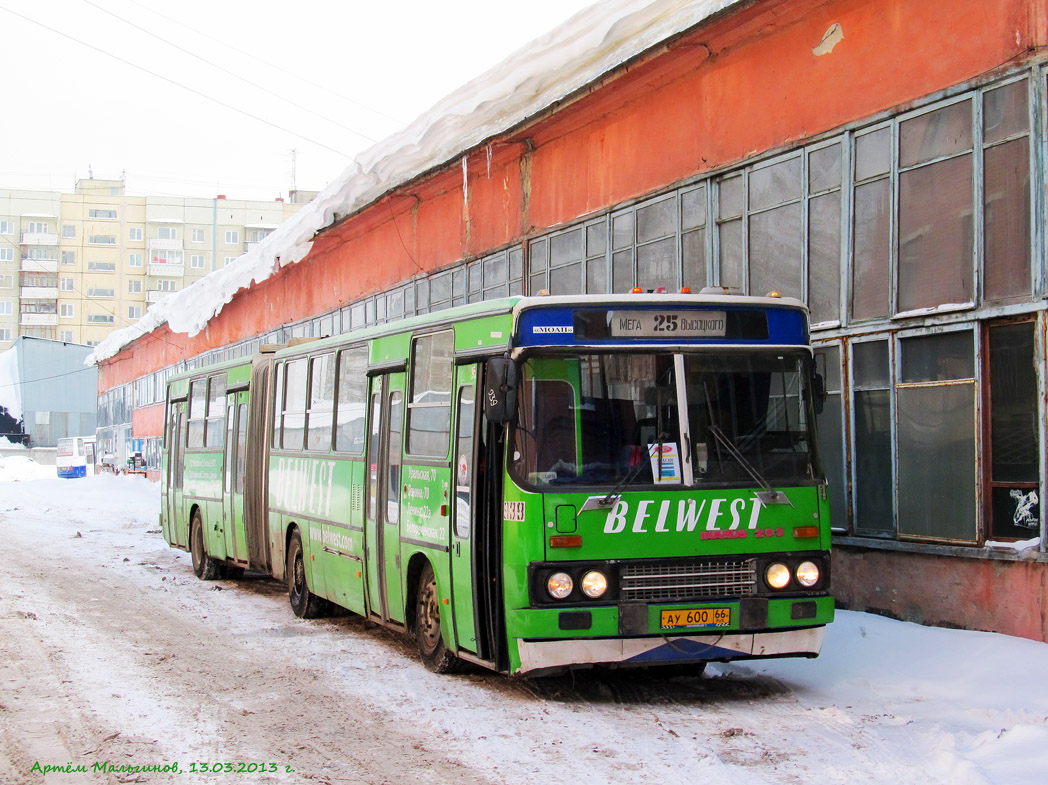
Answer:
[511,351,819,489]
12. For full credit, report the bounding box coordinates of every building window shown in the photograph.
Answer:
[153,250,183,266]
[0,248,12,262]
[129,253,143,267]
[62,250,76,265]
[0,274,12,288]
[224,230,239,245]
[88,235,116,245]
[62,224,76,238]
[59,330,73,342]
[21,272,57,287]
[128,305,142,320]
[61,277,74,291]
[985,320,1039,540]
[0,301,11,316]
[129,227,143,242]
[60,303,74,318]
[128,279,142,294]
[224,256,236,267]
[0,220,12,235]
[247,228,271,242]
[89,209,117,220]
[158,226,177,240]
[157,279,177,292]
[851,339,894,535]
[87,261,116,272]
[86,313,115,324]
[190,254,205,269]
[87,288,115,298]
[27,248,51,260]
[26,221,48,234]
[191,228,205,243]
[0,328,11,342]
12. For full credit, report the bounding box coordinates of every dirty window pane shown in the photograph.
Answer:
[612,249,633,292]
[307,354,335,452]
[749,203,801,299]
[808,192,841,324]
[749,157,802,212]
[550,261,583,294]
[550,228,583,266]
[586,256,607,293]
[900,100,973,168]
[335,347,368,454]
[897,383,976,541]
[586,221,606,258]
[637,197,676,243]
[983,78,1028,145]
[682,228,706,291]
[718,219,743,290]
[612,213,634,250]
[809,144,842,192]
[898,154,973,311]
[853,340,889,387]
[984,137,1031,302]
[718,175,743,219]
[282,358,307,451]
[851,179,890,320]
[901,331,973,383]
[854,128,890,181]
[681,185,706,230]
[636,237,677,291]
[854,388,894,533]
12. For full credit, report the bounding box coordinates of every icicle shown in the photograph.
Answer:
[462,155,469,207]
[486,142,493,178]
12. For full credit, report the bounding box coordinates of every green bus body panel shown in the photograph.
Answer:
[453,313,513,354]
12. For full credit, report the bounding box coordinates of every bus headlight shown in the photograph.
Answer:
[795,561,820,587]
[580,570,608,599]
[547,572,574,600]
[765,562,791,590]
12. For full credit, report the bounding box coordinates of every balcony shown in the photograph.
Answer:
[148,238,183,252]
[20,313,58,326]
[20,258,59,273]
[148,262,184,277]
[21,232,58,246]
[21,286,59,299]
[146,290,169,303]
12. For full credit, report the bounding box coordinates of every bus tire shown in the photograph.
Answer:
[287,529,327,618]
[190,511,220,581]
[414,562,463,674]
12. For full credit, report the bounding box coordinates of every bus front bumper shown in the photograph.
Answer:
[514,626,825,676]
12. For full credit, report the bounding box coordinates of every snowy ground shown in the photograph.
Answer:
[1,463,1046,784]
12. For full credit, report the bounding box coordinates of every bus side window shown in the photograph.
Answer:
[335,347,367,453]
[188,379,207,448]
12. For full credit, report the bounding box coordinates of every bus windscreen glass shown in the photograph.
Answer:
[511,351,817,488]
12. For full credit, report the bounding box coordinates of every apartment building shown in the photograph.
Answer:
[0,178,309,350]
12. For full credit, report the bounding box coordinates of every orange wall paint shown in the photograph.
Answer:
[102,0,1041,406]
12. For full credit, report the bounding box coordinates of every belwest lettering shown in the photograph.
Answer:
[273,457,337,516]
[603,498,762,534]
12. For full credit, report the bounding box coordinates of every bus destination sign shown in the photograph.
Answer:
[608,310,727,338]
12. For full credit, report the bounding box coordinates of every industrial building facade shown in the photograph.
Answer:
[95,0,1048,641]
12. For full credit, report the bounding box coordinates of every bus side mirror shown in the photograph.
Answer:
[812,372,826,416]
[485,357,518,424]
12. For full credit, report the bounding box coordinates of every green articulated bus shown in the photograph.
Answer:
[160,292,834,676]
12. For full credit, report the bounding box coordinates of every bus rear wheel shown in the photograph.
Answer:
[190,510,220,581]
[414,563,462,673]
[287,529,328,618]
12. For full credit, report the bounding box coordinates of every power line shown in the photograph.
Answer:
[78,0,379,145]
[0,4,356,161]
[122,0,408,129]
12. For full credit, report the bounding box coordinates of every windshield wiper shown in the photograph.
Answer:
[584,434,670,510]
[707,425,791,506]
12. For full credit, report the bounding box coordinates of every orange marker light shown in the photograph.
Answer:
[767,290,782,298]
[550,535,583,548]
[680,286,691,294]
[793,525,819,539]
[631,287,644,294]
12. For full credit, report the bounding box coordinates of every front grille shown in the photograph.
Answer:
[621,559,757,602]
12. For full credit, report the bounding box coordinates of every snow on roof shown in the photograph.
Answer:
[87,0,739,366]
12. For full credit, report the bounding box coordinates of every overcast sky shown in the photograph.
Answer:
[0,0,598,201]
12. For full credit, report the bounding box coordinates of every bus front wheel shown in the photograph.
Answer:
[287,529,327,618]
[414,563,462,674]
[190,511,220,581]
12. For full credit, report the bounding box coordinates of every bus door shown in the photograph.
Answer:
[364,372,406,625]
[223,395,249,564]
[168,401,188,548]
[451,366,479,653]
